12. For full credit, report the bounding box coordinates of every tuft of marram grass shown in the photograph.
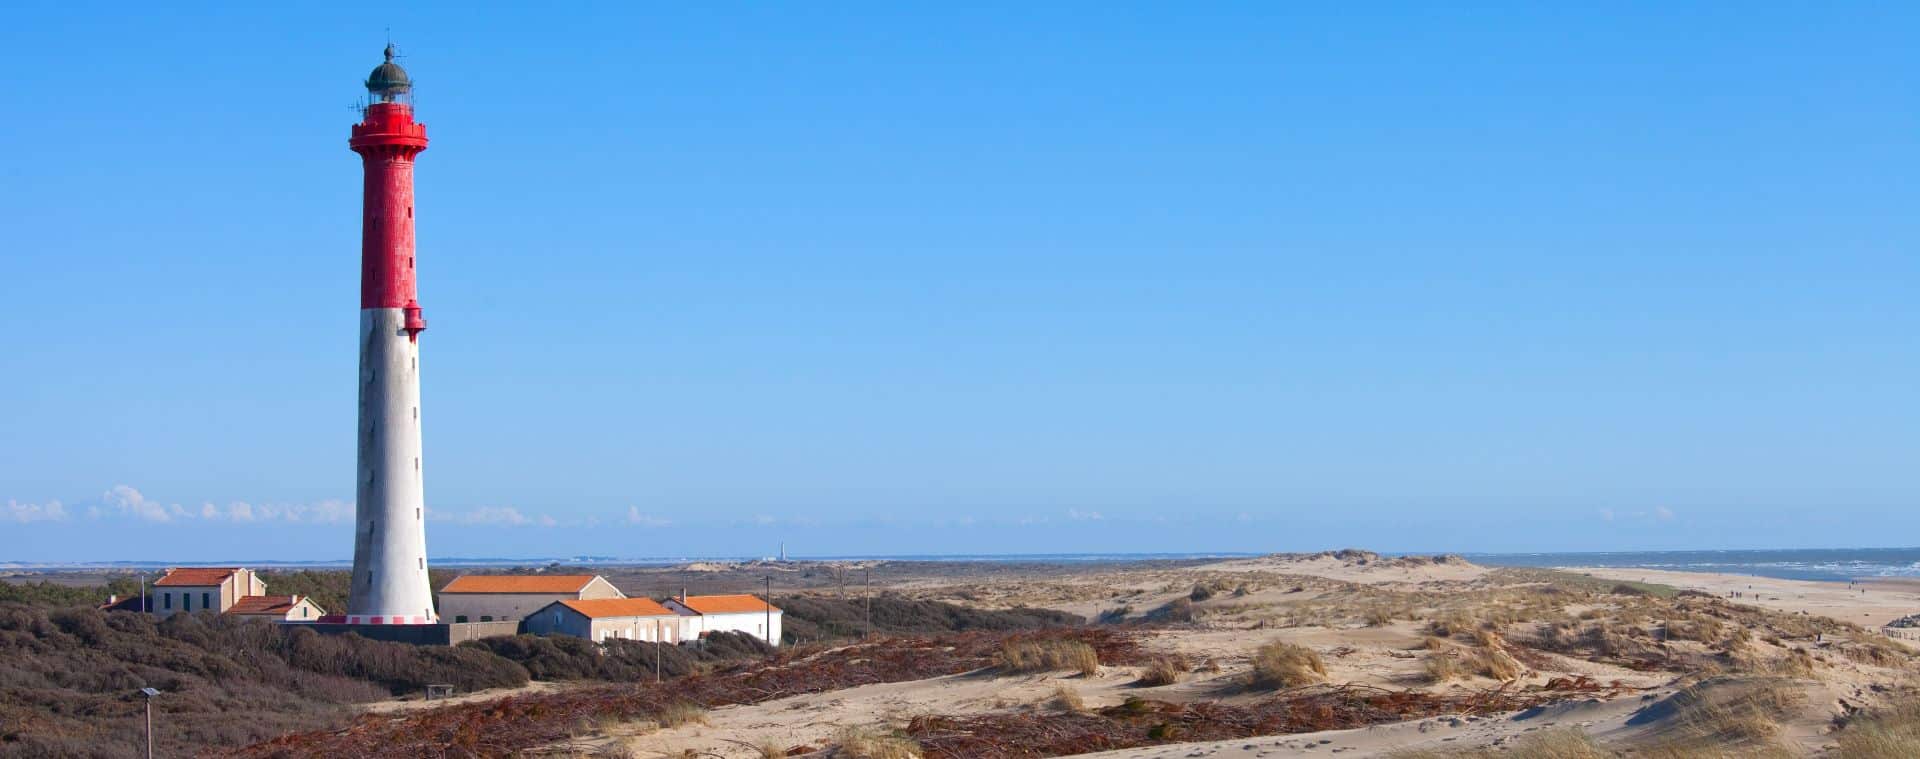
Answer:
[996,638,1100,677]
[1423,651,1464,683]
[1837,701,1920,759]
[1248,640,1326,689]
[1048,684,1085,713]
[752,738,791,758]
[656,700,708,728]
[1136,657,1184,686]
[834,726,922,759]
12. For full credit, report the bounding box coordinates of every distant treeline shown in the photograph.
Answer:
[778,594,1083,642]
[0,577,142,607]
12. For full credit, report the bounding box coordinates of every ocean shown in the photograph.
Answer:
[1465,548,1920,583]
[13,548,1920,583]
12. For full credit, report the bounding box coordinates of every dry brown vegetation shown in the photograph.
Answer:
[1048,684,1086,713]
[235,629,1145,757]
[833,726,922,759]
[996,638,1100,676]
[1136,656,1186,686]
[656,700,708,728]
[1836,699,1920,758]
[904,684,1592,757]
[1248,641,1327,689]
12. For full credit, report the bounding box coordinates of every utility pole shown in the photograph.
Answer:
[864,567,872,640]
[140,572,148,614]
[764,575,773,648]
[653,619,661,683]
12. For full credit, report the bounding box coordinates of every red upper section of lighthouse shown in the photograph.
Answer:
[352,101,428,318]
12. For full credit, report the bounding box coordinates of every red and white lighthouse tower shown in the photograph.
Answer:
[346,45,436,625]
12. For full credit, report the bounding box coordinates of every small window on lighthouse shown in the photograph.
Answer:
[418,557,424,569]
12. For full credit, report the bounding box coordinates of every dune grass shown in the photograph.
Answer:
[996,638,1099,676]
[1047,684,1086,712]
[1248,640,1326,689]
[1136,657,1185,686]
[1836,701,1920,758]
[834,726,922,759]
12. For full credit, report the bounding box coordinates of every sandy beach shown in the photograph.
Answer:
[1561,566,1920,629]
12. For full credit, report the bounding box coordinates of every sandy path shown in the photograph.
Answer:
[1563,566,1920,628]
[362,680,569,713]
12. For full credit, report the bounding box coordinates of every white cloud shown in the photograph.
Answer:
[457,506,532,526]
[428,505,561,527]
[1655,506,1676,521]
[103,485,173,522]
[85,486,352,525]
[3,500,68,523]
[1067,509,1104,521]
[626,507,671,527]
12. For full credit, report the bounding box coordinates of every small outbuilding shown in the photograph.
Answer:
[226,595,326,622]
[525,598,681,643]
[663,594,782,646]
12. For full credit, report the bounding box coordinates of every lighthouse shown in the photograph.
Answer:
[346,45,436,625]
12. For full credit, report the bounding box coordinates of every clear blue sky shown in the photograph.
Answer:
[2,3,1916,562]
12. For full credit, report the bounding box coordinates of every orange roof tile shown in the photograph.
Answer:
[226,595,303,616]
[676,594,780,614]
[440,575,604,594]
[154,567,241,587]
[556,598,675,619]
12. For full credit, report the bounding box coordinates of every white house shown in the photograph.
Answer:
[662,594,782,646]
[144,567,326,622]
[525,598,682,643]
[151,567,267,618]
[438,574,624,624]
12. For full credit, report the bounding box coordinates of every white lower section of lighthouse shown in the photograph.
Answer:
[347,307,437,625]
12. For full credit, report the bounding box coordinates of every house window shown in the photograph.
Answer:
[203,592,212,610]
[481,615,493,622]
[183,594,190,612]
[456,615,468,623]
[164,594,172,610]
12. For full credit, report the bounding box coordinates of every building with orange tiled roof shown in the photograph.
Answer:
[150,567,266,618]
[138,567,326,622]
[662,594,782,646]
[226,595,326,622]
[525,597,681,642]
[437,574,624,625]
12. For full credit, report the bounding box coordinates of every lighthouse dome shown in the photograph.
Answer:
[365,44,411,98]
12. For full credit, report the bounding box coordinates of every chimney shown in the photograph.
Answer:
[107,594,118,605]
